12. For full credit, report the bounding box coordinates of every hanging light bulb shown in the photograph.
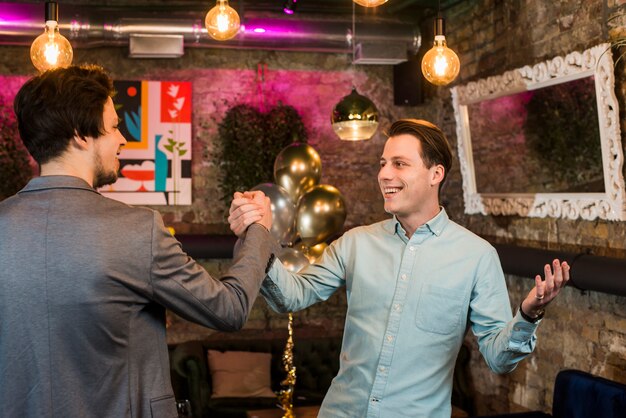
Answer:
[205,0,240,41]
[30,2,73,72]
[331,88,379,141]
[353,0,388,7]
[421,17,460,86]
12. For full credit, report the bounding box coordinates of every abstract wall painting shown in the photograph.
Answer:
[100,80,192,206]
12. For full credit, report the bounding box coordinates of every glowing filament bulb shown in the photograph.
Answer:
[421,30,460,86]
[434,51,449,76]
[216,10,229,32]
[44,35,60,65]
[30,19,73,72]
[205,0,240,41]
[30,2,73,72]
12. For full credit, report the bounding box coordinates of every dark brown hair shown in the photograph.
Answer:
[13,64,114,165]
[387,119,453,190]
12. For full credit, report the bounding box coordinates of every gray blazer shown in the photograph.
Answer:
[0,176,275,418]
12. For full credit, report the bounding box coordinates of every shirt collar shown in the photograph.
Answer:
[385,207,450,238]
[18,175,99,195]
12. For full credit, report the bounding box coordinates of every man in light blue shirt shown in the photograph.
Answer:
[230,119,570,418]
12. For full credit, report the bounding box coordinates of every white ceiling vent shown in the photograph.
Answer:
[129,34,184,58]
[353,42,408,65]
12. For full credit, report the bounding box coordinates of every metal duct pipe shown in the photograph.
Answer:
[0,2,419,54]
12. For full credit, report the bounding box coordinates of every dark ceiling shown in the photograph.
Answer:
[0,0,466,52]
[234,0,460,22]
[34,0,464,24]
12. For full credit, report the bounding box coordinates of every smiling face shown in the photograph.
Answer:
[92,97,127,188]
[378,134,444,232]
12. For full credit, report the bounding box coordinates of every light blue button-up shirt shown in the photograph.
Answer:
[261,209,539,418]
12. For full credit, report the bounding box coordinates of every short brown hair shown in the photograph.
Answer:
[387,119,453,190]
[14,65,114,165]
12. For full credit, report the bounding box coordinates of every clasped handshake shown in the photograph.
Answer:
[228,191,273,238]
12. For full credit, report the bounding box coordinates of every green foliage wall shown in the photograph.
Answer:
[213,103,307,201]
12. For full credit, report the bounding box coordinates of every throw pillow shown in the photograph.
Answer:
[207,350,276,398]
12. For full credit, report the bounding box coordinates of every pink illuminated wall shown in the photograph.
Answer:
[0,66,382,228]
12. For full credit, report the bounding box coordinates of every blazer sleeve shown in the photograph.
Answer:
[148,211,275,331]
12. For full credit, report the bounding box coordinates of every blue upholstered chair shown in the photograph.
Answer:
[475,369,626,418]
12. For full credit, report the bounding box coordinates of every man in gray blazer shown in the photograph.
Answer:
[0,65,275,417]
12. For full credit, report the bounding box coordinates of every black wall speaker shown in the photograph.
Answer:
[393,58,424,106]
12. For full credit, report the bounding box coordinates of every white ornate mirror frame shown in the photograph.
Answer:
[451,43,626,221]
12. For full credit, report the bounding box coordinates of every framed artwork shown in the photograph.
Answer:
[100,80,192,206]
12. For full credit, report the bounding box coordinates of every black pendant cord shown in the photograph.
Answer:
[351,1,356,88]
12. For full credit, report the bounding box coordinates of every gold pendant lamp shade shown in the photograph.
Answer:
[353,0,389,7]
[421,17,460,86]
[30,1,73,72]
[205,0,240,41]
[331,88,379,141]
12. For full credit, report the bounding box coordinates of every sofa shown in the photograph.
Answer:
[475,369,626,418]
[170,329,343,418]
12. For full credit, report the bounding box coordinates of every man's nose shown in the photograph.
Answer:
[378,165,392,180]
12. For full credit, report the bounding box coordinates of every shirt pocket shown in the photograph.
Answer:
[415,284,465,335]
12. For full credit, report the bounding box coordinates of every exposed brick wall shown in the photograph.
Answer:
[1,0,625,414]
[442,0,626,414]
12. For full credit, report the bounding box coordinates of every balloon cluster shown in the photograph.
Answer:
[252,143,347,272]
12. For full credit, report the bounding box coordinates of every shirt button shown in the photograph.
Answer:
[386,335,394,342]
[379,366,386,372]
[394,303,401,311]
[409,246,415,251]
[401,274,407,281]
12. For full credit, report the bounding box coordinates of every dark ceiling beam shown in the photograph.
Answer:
[387,0,469,23]
[386,0,424,14]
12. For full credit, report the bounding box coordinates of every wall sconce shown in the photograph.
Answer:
[205,0,240,41]
[283,0,297,15]
[30,1,73,72]
[331,88,379,141]
[421,17,460,86]
[353,0,388,6]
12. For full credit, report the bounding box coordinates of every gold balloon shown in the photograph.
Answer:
[273,143,322,203]
[296,242,328,263]
[296,185,346,246]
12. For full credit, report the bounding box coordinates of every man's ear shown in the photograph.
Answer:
[430,164,445,187]
[71,132,90,151]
